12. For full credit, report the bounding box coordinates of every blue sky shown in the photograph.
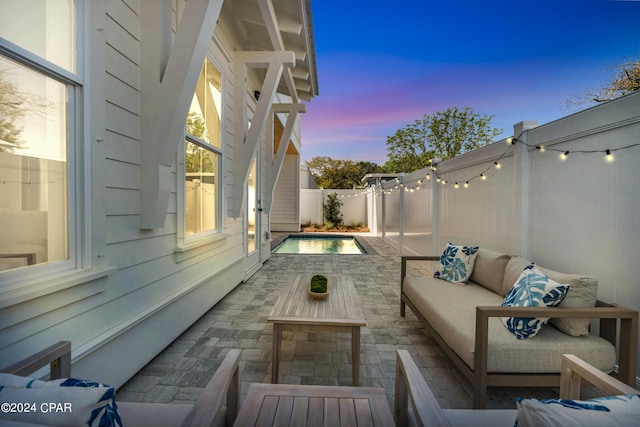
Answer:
[301,0,640,165]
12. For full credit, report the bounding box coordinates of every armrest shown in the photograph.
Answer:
[401,256,440,289]
[394,349,451,427]
[1,341,71,380]
[560,354,638,399]
[474,305,638,387]
[180,348,241,427]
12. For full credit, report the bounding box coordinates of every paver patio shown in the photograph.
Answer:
[117,234,579,410]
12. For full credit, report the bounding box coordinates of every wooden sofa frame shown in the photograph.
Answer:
[395,350,639,427]
[1,341,241,427]
[401,255,639,409]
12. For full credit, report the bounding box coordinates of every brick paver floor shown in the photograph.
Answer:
[117,234,570,410]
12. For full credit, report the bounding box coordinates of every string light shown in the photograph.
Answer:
[605,149,614,162]
[371,135,638,195]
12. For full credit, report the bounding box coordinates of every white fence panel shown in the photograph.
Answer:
[300,189,367,225]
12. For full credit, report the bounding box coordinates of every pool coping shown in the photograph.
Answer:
[270,232,378,255]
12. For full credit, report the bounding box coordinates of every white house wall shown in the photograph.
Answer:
[0,0,311,389]
[272,154,300,231]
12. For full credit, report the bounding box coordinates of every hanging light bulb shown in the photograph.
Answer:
[536,145,545,152]
[494,161,501,169]
[605,149,614,162]
[560,150,569,160]
[464,181,469,188]
[480,174,486,181]
[505,137,514,145]
[454,182,459,189]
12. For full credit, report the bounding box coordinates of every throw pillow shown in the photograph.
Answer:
[0,373,122,427]
[516,394,640,427]
[433,242,479,284]
[501,263,570,339]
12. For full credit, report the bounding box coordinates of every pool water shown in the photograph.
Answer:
[272,236,365,254]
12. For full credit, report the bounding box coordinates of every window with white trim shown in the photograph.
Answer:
[182,58,222,240]
[0,1,79,276]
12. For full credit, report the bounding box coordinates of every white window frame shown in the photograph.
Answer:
[177,56,225,250]
[0,2,87,291]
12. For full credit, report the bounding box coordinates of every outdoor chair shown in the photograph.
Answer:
[0,341,240,427]
[394,349,639,427]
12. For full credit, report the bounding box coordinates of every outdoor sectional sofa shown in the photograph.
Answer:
[400,247,638,408]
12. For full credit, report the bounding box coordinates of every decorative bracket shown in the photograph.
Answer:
[231,50,295,217]
[263,103,306,213]
[139,0,223,229]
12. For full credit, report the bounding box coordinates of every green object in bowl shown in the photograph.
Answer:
[310,275,328,293]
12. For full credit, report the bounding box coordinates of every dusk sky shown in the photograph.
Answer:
[301,0,640,165]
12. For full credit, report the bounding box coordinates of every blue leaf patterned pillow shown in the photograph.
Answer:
[433,242,479,284]
[516,394,640,427]
[501,263,569,339]
[0,373,122,427]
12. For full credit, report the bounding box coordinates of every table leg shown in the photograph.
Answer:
[272,323,282,383]
[352,326,361,386]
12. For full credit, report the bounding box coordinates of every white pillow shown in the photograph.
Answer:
[0,373,121,427]
[517,394,640,427]
[433,242,479,284]
[501,263,569,339]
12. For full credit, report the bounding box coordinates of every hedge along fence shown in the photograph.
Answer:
[300,189,367,226]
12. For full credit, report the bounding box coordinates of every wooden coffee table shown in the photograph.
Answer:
[232,383,394,426]
[268,274,366,385]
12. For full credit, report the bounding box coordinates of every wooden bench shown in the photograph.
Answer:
[1,341,240,427]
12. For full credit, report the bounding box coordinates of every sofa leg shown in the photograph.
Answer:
[400,300,406,317]
[473,383,486,409]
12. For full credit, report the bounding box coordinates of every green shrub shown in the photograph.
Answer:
[323,192,343,226]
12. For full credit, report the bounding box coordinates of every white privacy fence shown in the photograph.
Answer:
[365,92,640,380]
[300,189,367,225]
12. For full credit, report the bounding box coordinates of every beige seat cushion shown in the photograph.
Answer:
[444,409,517,427]
[117,402,192,427]
[403,276,615,373]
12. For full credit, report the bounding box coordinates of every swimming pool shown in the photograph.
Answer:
[272,235,366,254]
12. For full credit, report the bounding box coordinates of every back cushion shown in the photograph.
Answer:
[501,257,532,296]
[502,258,598,337]
[538,266,597,337]
[469,248,512,295]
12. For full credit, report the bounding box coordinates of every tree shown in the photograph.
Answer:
[305,157,382,189]
[0,70,52,153]
[383,121,434,173]
[384,107,502,173]
[568,57,640,106]
[185,112,214,173]
[323,192,343,227]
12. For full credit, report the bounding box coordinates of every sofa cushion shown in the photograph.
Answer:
[501,256,532,296]
[538,266,598,337]
[0,374,121,427]
[501,264,570,339]
[117,402,192,427]
[403,275,616,373]
[433,242,479,284]
[516,394,640,427]
[504,258,598,337]
[469,248,512,295]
